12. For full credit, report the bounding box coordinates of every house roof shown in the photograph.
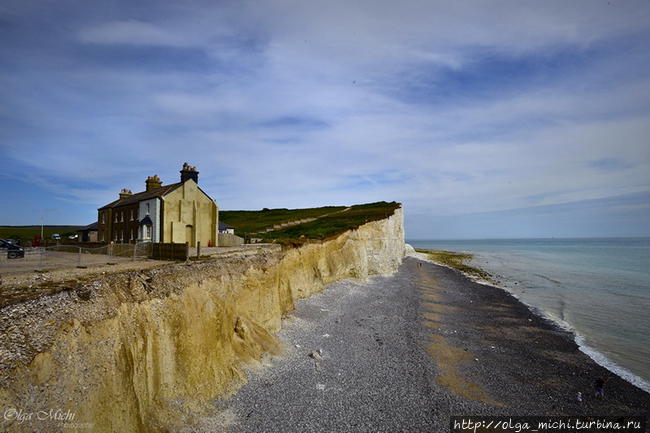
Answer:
[77,222,99,232]
[98,183,182,210]
[219,222,234,230]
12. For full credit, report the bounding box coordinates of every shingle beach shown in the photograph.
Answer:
[215,257,649,432]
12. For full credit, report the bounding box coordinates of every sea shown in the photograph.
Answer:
[407,238,650,393]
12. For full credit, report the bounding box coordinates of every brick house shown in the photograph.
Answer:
[97,164,219,246]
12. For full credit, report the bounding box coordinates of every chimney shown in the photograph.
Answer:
[119,188,133,199]
[145,175,163,191]
[180,162,199,184]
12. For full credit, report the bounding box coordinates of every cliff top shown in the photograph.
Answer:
[221,201,401,243]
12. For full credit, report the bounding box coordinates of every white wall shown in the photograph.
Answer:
[139,198,160,243]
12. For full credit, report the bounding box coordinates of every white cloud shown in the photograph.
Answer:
[3,0,650,233]
[79,20,187,46]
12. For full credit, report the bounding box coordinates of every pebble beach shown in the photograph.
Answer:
[214,257,649,432]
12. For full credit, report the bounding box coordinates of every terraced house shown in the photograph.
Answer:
[97,163,219,247]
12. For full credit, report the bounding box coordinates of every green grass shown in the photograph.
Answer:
[0,226,83,243]
[221,201,401,244]
[262,201,400,241]
[220,206,346,234]
[415,248,493,282]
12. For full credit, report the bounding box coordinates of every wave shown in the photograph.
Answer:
[526,303,650,393]
[532,273,562,285]
[491,280,650,394]
[410,240,650,394]
[408,245,650,393]
[575,335,650,394]
[488,280,650,393]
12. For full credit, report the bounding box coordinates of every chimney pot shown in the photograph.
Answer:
[180,163,199,184]
[119,188,133,199]
[146,175,163,192]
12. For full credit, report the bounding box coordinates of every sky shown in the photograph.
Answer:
[1,0,649,239]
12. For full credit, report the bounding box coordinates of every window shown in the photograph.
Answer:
[115,214,118,223]
[130,229,134,240]
[130,210,134,221]
[101,212,105,224]
[146,203,150,215]
[121,212,124,222]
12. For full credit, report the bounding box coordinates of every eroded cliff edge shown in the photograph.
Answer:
[0,207,405,432]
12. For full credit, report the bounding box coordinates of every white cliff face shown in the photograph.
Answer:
[276,206,405,302]
[0,208,405,433]
[357,206,405,275]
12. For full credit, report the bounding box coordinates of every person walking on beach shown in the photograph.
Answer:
[593,376,608,398]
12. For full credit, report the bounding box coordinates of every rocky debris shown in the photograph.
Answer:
[234,317,248,339]
[76,286,92,301]
[308,349,322,359]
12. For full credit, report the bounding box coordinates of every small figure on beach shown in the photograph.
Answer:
[593,376,608,398]
[576,392,583,403]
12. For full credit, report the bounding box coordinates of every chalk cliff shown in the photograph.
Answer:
[0,208,405,432]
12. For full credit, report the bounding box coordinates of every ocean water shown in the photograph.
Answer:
[408,238,650,392]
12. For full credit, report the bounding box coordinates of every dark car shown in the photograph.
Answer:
[0,239,25,259]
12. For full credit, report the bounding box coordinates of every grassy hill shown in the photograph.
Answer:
[0,225,83,242]
[221,201,400,243]
[220,206,345,233]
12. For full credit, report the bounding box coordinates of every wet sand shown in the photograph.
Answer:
[213,257,649,432]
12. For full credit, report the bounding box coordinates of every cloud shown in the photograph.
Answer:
[79,20,186,46]
[1,0,650,235]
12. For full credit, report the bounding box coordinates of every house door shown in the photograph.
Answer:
[185,225,194,247]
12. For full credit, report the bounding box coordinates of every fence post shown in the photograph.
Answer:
[196,241,200,258]
[185,242,189,261]
[78,247,82,267]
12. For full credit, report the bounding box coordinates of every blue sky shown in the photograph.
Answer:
[1,0,649,239]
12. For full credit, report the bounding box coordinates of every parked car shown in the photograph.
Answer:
[51,234,61,240]
[0,239,25,259]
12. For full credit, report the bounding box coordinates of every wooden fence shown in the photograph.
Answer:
[150,243,189,261]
